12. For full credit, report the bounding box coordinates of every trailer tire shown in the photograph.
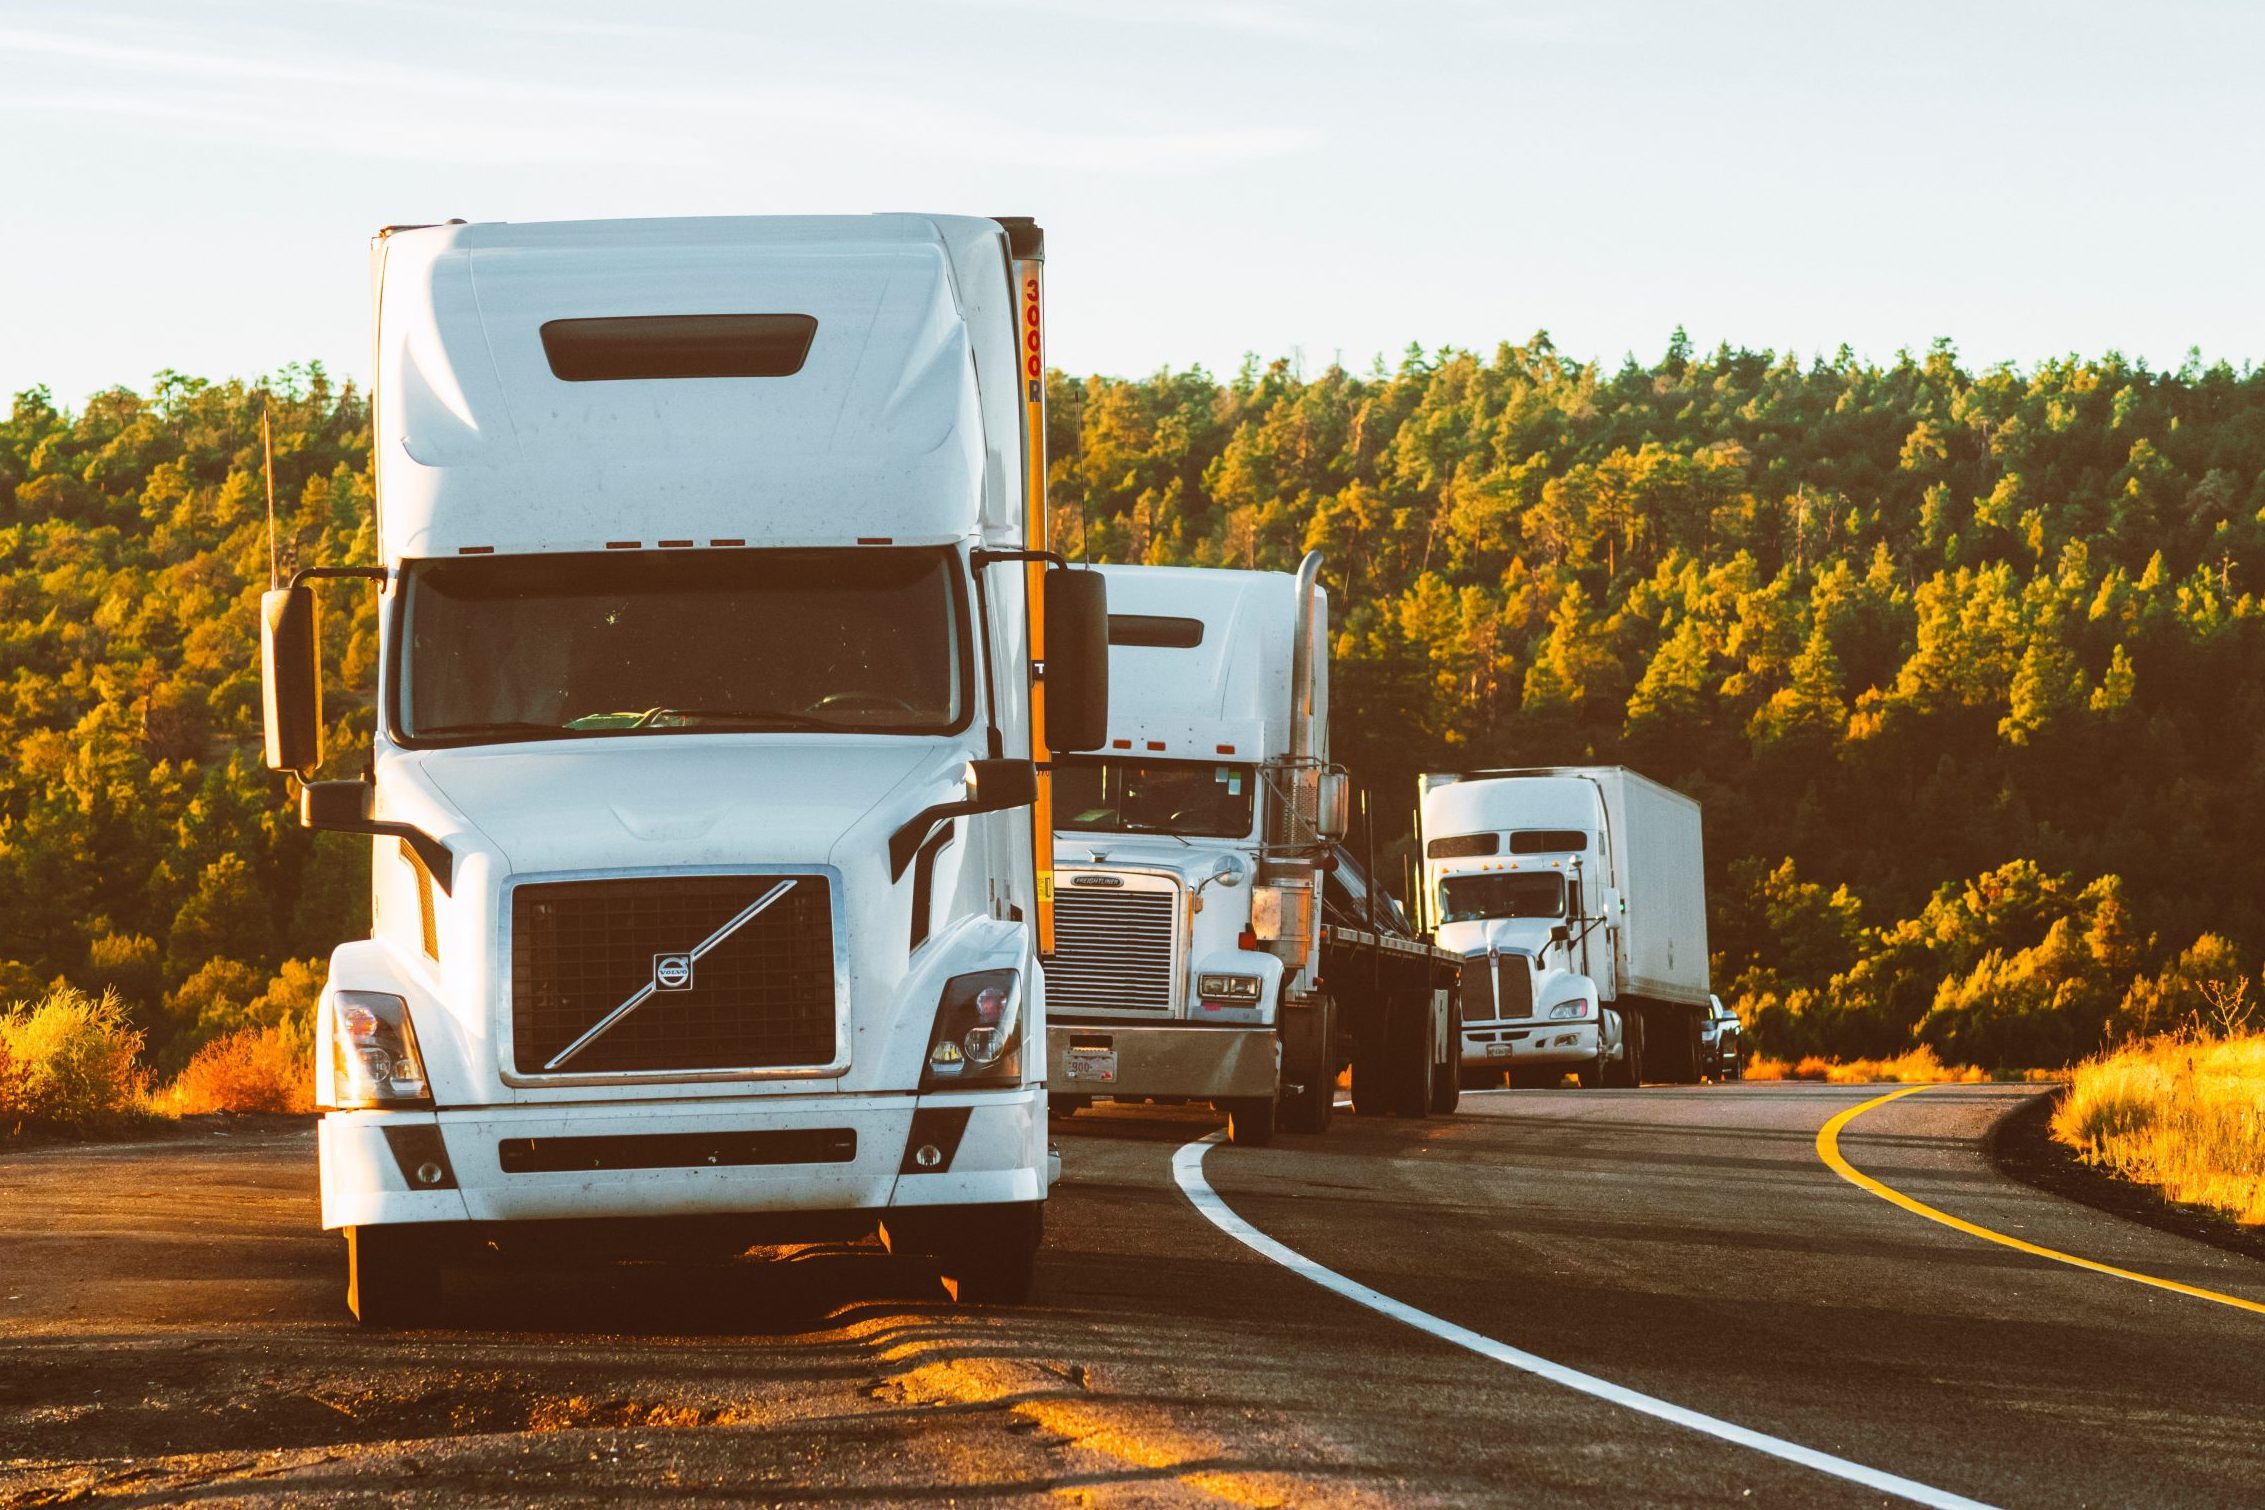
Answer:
[1642,1003,1703,1084]
[1224,1096,1277,1147]
[345,1224,447,1328]
[1385,995,1434,1117]
[1279,995,1337,1135]
[929,1202,1043,1306]
[1350,1014,1393,1117]
[1604,1009,1643,1087]
[1428,1000,1461,1114]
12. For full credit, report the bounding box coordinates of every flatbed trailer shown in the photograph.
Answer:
[1279,858,1466,1126]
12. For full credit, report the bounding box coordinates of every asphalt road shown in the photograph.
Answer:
[4,1084,2262,1507]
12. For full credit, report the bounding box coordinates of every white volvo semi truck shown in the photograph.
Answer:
[258,214,1111,1322]
[1418,767,1707,1086]
[1042,557,1462,1143]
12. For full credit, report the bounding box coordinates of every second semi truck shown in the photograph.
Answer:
[1042,556,1462,1143]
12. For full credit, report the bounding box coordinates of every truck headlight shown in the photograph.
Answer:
[923,969,1022,1088]
[329,990,432,1108]
[1197,973,1263,1002]
[1548,999,1590,1020]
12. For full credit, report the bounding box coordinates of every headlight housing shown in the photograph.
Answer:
[328,990,432,1108]
[1548,998,1590,1020]
[1198,973,1263,1003]
[923,969,1023,1088]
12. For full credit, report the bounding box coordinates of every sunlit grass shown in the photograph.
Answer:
[1744,1046,1996,1084]
[2052,1033,2265,1226]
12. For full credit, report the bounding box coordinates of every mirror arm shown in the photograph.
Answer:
[890,798,987,881]
[969,548,1069,572]
[287,565,388,590]
[300,782,454,894]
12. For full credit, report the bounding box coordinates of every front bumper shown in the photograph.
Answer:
[318,1087,1045,1231]
[1046,1022,1280,1101]
[1462,1020,1598,1070]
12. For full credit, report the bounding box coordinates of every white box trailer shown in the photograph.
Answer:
[257,214,1114,1322]
[1418,766,1710,1084]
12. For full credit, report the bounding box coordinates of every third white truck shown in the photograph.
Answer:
[1418,767,1709,1085]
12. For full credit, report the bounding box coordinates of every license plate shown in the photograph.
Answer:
[1485,1043,1513,1059]
[1065,1047,1119,1083]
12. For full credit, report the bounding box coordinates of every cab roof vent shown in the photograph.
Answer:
[539,313,817,382]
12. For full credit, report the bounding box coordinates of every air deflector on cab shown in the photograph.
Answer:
[539,314,819,381]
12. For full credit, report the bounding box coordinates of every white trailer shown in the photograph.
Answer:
[258,214,1112,1321]
[1418,767,1709,1085]
[1043,557,1463,1142]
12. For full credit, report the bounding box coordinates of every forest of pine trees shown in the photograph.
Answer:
[3,335,2263,1071]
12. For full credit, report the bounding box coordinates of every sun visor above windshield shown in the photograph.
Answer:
[375,219,986,557]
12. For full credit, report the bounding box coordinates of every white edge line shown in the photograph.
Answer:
[1170,1131,1997,1510]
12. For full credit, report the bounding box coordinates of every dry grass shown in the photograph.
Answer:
[158,1021,316,1116]
[2052,1033,2265,1226]
[1744,1046,1994,1084]
[0,986,151,1131]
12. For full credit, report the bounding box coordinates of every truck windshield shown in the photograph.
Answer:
[1055,758,1255,839]
[1438,872,1566,923]
[394,547,966,744]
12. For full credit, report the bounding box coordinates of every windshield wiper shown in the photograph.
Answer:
[628,708,876,733]
[414,720,566,740]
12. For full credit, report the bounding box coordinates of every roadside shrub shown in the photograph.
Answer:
[2053,1034,2265,1225]
[160,1018,315,1115]
[0,986,150,1131]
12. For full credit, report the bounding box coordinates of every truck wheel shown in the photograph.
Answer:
[1279,996,1337,1135]
[1604,1011,1644,1088]
[932,1202,1043,1305]
[1350,1021,1393,1116]
[1644,1005,1703,1084]
[1388,996,1434,1117]
[1224,1097,1277,1146]
[345,1224,447,1328]
[1428,1000,1461,1114]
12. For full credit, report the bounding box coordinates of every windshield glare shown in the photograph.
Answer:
[396,547,965,743]
[1055,758,1255,839]
[1439,871,1566,924]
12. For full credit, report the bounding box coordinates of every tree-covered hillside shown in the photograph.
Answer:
[3,337,2262,1069]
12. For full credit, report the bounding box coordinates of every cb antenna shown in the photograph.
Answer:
[261,400,279,590]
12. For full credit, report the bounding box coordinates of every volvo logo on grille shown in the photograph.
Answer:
[653,952,694,991]
[1070,874,1125,887]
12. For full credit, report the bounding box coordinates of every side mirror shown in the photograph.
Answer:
[1317,770,1351,841]
[261,586,323,775]
[301,779,372,829]
[888,758,1039,879]
[967,757,1038,812]
[1042,567,1109,752]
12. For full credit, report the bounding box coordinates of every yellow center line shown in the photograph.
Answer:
[1816,1084,2265,1317]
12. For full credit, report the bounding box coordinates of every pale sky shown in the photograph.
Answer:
[3,0,2260,409]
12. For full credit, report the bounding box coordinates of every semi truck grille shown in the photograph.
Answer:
[1461,954,1534,1022]
[1047,885,1178,1013]
[510,874,835,1076]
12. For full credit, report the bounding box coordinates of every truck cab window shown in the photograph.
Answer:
[1437,871,1566,924]
[1054,758,1254,839]
[395,547,966,744]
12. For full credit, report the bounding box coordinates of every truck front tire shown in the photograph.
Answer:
[1223,1096,1278,1146]
[1428,999,1461,1114]
[888,1202,1043,1306]
[345,1223,448,1328]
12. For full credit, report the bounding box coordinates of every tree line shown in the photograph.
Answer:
[2,335,2262,1069]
